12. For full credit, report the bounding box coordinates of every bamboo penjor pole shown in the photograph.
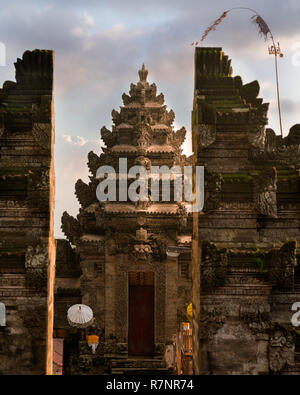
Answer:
[193,7,284,137]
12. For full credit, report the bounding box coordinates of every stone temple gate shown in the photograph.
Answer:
[1,47,300,375]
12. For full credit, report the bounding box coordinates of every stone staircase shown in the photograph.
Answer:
[111,358,173,375]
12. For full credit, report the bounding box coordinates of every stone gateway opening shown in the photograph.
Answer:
[128,272,154,357]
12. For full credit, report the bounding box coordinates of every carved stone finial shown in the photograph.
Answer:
[138,64,148,83]
[14,49,54,90]
[195,47,232,80]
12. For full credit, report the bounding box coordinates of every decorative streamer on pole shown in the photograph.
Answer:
[192,7,284,137]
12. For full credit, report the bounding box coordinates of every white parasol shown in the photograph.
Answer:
[67,304,94,328]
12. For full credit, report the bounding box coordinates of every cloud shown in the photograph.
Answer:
[62,134,89,146]
[62,134,72,144]
[82,11,94,27]
[75,136,89,146]
[281,98,300,113]
[260,80,275,91]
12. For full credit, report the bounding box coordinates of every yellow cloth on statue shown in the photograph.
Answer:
[86,335,99,344]
[187,303,192,321]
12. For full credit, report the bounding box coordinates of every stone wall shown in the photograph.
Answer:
[192,47,300,375]
[0,50,54,374]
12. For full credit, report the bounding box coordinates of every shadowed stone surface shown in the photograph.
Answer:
[192,47,300,375]
[0,49,54,374]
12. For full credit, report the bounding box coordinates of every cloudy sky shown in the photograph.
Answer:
[0,0,300,238]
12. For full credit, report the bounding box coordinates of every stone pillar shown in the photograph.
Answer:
[46,87,56,375]
[256,334,269,374]
[165,252,179,342]
[115,254,128,344]
[104,253,116,340]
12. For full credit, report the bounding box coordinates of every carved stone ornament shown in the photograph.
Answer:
[130,228,168,262]
[132,243,153,261]
[247,124,266,149]
[31,95,52,122]
[61,211,81,245]
[105,228,168,262]
[75,179,96,208]
[27,169,50,210]
[134,199,152,210]
[268,241,297,289]
[171,127,186,149]
[201,241,228,290]
[178,203,188,230]
[100,126,116,149]
[239,303,271,335]
[253,167,277,218]
[32,122,51,149]
[136,125,151,153]
[248,103,269,125]
[87,151,101,176]
[134,156,151,170]
[252,126,300,168]
[196,124,216,149]
[111,109,121,126]
[203,170,222,213]
[25,244,48,292]
[132,227,152,260]
[199,307,228,340]
[269,325,295,373]
[105,231,132,255]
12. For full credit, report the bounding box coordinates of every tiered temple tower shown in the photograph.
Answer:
[59,65,192,373]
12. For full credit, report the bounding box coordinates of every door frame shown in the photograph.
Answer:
[128,271,155,356]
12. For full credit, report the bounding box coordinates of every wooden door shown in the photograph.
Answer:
[128,272,154,356]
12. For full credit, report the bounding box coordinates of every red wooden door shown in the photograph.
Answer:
[128,272,154,356]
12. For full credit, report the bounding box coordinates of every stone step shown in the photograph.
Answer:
[111,367,172,375]
[197,88,240,95]
[6,95,37,101]
[111,358,164,369]
[110,358,172,375]
[204,94,243,100]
